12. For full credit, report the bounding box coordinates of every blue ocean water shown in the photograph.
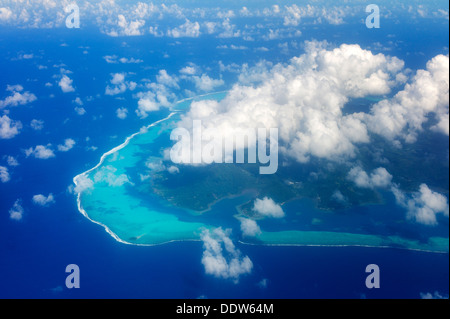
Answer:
[1,11,449,299]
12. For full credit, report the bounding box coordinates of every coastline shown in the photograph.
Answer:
[71,96,449,254]
[73,112,178,247]
[238,240,450,255]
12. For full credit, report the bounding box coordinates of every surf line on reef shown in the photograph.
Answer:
[73,112,180,246]
[72,91,231,246]
[238,240,449,254]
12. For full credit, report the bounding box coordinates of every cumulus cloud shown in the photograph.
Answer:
[93,165,132,187]
[59,75,75,93]
[0,165,10,183]
[190,74,224,92]
[167,166,180,174]
[0,7,13,21]
[6,156,19,167]
[74,107,86,115]
[392,184,449,226]
[347,167,393,189]
[135,82,176,118]
[103,55,143,64]
[0,115,22,139]
[201,228,253,283]
[366,54,449,142]
[136,93,161,118]
[0,84,37,108]
[25,145,55,159]
[283,4,348,26]
[9,199,24,221]
[116,107,128,119]
[30,119,44,131]
[57,138,76,152]
[73,97,83,106]
[420,291,449,299]
[253,197,285,218]
[74,174,94,194]
[284,4,304,26]
[156,70,179,88]
[167,19,200,38]
[332,190,348,204]
[105,73,136,96]
[239,218,261,237]
[177,42,405,164]
[216,18,241,38]
[32,193,55,206]
[180,64,198,75]
[107,14,145,37]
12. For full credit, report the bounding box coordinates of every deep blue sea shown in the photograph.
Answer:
[1,11,449,299]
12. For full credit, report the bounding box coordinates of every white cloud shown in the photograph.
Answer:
[217,44,248,50]
[217,18,240,38]
[103,55,143,64]
[180,64,198,75]
[30,119,44,130]
[73,97,83,106]
[258,278,269,288]
[167,19,200,38]
[253,197,285,218]
[93,165,132,187]
[75,107,86,115]
[282,5,348,26]
[348,167,393,189]
[59,75,75,93]
[105,73,136,96]
[156,70,179,88]
[0,84,36,108]
[167,166,180,174]
[103,55,118,64]
[119,57,143,64]
[0,165,10,183]
[136,94,160,118]
[332,190,348,204]
[239,7,251,17]
[107,14,145,37]
[392,184,449,226]
[19,53,34,60]
[284,4,303,26]
[6,156,19,167]
[239,218,261,237]
[201,228,253,283]
[420,291,449,299]
[57,138,76,152]
[9,200,23,221]
[203,21,217,34]
[116,107,128,119]
[136,83,176,118]
[25,145,55,159]
[0,7,13,21]
[74,174,94,194]
[32,193,55,206]
[217,10,235,19]
[111,73,125,85]
[0,115,22,139]
[178,42,405,164]
[190,74,224,92]
[366,54,449,142]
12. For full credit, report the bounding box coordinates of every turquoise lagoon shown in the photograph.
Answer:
[73,94,449,253]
